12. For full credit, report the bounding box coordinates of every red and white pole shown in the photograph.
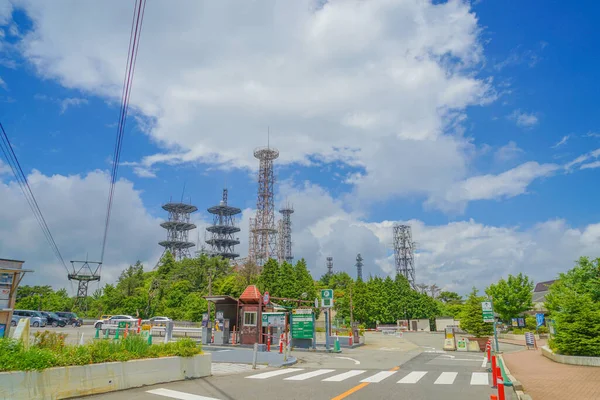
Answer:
[137,318,142,334]
[497,378,506,400]
[486,341,491,362]
[491,355,498,388]
[279,334,284,354]
[348,331,352,346]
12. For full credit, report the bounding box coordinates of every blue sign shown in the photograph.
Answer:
[536,313,545,327]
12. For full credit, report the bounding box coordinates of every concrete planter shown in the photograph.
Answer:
[0,353,212,400]
[542,345,600,367]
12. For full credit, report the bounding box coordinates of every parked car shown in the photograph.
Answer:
[12,310,47,327]
[55,312,83,327]
[40,311,67,328]
[10,314,21,326]
[99,314,112,320]
[94,314,137,330]
[142,316,171,326]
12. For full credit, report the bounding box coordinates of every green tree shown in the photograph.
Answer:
[116,261,145,297]
[438,291,462,304]
[459,288,494,337]
[257,258,280,294]
[276,261,297,298]
[294,259,316,301]
[485,273,534,321]
[546,257,600,356]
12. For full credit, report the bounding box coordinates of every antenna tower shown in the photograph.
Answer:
[326,256,333,276]
[277,204,294,263]
[356,253,363,281]
[159,201,197,260]
[250,145,279,266]
[205,189,241,259]
[68,260,102,310]
[393,224,416,289]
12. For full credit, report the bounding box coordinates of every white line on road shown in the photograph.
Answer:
[216,350,232,352]
[434,372,458,385]
[335,356,361,365]
[481,356,488,368]
[245,368,304,379]
[360,371,398,383]
[284,369,335,381]
[147,388,221,400]
[470,372,489,385]
[398,371,428,384]
[323,370,367,382]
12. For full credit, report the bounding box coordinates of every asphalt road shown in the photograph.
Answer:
[80,332,517,400]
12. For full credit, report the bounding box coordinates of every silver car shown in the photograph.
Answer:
[12,310,47,327]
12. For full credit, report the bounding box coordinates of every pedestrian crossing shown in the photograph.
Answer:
[244,368,489,386]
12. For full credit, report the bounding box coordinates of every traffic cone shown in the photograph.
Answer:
[94,327,100,340]
[334,336,341,352]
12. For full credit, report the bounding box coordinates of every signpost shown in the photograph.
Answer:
[482,300,499,352]
[291,309,314,339]
[262,312,286,328]
[263,291,270,305]
[321,289,333,308]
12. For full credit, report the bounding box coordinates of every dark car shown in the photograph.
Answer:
[55,311,83,327]
[41,311,67,327]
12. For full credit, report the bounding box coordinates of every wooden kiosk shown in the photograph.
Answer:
[0,258,33,338]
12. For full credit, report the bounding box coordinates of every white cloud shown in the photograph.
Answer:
[0,169,209,291]
[509,109,539,128]
[428,161,559,212]
[132,166,156,178]
[11,0,495,204]
[565,148,600,170]
[0,159,11,175]
[0,76,6,89]
[580,161,600,170]
[59,97,88,114]
[552,135,571,149]
[494,141,524,162]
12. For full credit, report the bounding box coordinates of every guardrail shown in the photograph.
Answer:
[150,326,202,338]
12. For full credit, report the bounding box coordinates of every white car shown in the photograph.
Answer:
[94,314,138,329]
[142,316,172,326]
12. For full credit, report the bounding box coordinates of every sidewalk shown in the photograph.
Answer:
[503,343,600,400]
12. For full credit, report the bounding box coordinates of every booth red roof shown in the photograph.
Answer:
[239,285,261,302]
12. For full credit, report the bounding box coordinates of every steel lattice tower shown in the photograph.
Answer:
[356,253,363,281]
[68,260,101,310]
[393,224,416,289]
[326,256,333,276]
[277,204,294,263]
[159,202,197,260]
[251,146,279,267]
[205,189,241,259]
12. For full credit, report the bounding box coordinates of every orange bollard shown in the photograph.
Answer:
[486,342,491,362]
[137,318,142,334]
[279,334,284,354]
[490,396,498,400]
[267,334,271,352]
[498,378,506,400]
[491,355,498,388]
[348,331,352,346]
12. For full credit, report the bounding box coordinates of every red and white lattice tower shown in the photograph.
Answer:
[250,146,279,267]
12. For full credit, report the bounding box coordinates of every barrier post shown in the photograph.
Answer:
[348,331,352,346]
[267,333,271,352]
[491,355,498,388]
[497,378,506,400]
[94,327,100,339]
[137,318,142,334]
[490,396,498,400]
[252,343,258,369]
[279,334,284,354]
[486,341,491,362]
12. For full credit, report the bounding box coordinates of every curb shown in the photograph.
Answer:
[270,356,297,367]
[499,354,530,399]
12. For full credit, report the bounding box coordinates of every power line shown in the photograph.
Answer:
[0,122,69,274]
[99,0,147,265]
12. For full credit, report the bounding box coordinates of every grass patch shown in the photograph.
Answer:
[0,332,202,372]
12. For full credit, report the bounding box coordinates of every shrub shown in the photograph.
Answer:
[458,288,494,337]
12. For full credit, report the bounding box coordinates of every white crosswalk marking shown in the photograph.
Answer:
[360,371,398,383]
[284,369,335,381]
[147,388,222,400]
[434,372,458,385]
[245,368,304,379]
[323,370,367,382]
[470,372,489,385]
[398,371,428,384]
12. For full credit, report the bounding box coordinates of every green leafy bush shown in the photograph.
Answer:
[0,335,202,372]
[459,288,493,337]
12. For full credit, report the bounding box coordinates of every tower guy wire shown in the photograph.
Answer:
[0,122,69,274]
[250,145,279,267]
[393,224,416,289]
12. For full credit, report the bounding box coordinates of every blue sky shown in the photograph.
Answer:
[1,0,600,294]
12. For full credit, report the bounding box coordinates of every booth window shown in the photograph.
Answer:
[244,311,257,326]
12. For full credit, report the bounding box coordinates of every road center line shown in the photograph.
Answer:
[330,366,400,400]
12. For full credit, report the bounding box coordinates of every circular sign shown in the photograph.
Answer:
[323,290,331,298]
[263,292,270,304]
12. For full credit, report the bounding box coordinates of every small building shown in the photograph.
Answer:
[399,318,431,332]
[239,285,263,345]
[435,317,460,332]
[532,280,556,313]
[0,258,33,338]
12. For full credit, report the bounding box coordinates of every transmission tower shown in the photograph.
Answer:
[277,204,294,263]
[205,188,241,259]
[393,224,416,289]
[68,260,102,310]
[356,253,363,281]
[159,201,197,260]
[250,145,279,267]
[326,256,333,276]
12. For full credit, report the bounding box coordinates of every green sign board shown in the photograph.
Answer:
[321,289,333,299]
[481,301,494,323]
[291,309,314,339]
[261,312,286,327]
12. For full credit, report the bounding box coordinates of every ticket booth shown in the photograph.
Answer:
[204,295,239,344]
[0,258,33,338]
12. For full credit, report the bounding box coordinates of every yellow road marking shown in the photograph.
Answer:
[330,366,400,400]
